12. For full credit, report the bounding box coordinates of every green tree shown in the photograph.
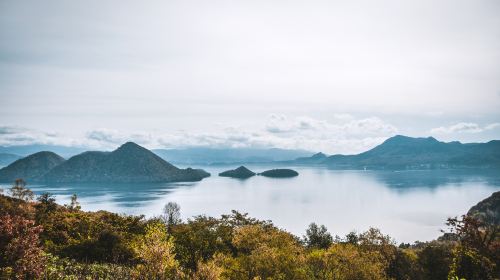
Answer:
[446,215,499,280]
[133,222,181,279]
[417,241,453,280]
[220,224,307,280]
[449,246,496,280]
[303,223,333,249]
[35,192,57,223]
[389,249,423,280]
[306,244,387,280]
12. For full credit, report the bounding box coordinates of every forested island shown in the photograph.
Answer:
[259,168,299,178]
[0,179,498,280]
[0,142,210,183]
[218,167,300,179]
[218,166,256,179]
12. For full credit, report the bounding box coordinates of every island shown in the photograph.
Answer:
[259,169,299,178]
[219,166,256,179]
[0,142,211,183]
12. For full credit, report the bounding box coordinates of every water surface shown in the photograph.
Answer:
[2,166,499,243]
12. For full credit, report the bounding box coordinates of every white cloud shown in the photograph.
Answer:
[0,125,69,146]
[0,115,399,154]
[430,122,500,134]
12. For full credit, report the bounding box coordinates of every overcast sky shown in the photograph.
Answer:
[1,0,499,154]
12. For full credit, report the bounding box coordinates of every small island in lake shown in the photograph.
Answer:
[259,168,299,178]
[219,166,256,179]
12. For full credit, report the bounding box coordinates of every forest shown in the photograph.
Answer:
[0,179,498,280]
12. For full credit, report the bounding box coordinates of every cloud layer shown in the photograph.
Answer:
[2,115,500,154]
[0,115,400,154]
[430,122,500,134]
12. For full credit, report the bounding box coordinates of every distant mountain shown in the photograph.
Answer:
[294,135,500,170]
[289,152,328,165]
[0,144,86,158]
[42,142,210,183]
[0,151,65,182]
[219,166,256,179]
[0,153,22,167]
[153,147,311,165]
[467,191,499,225]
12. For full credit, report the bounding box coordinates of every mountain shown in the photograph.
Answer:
[42,142,210,183]
[290,152,328,164]
[0,144,86,158]
[294,135,500,170]
[219,166,256,179]
[0,153,22,167]
[153,147,311,165]
[467,191,499,225]
[0,151,65,182]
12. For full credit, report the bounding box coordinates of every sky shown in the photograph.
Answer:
[1,0,499,154]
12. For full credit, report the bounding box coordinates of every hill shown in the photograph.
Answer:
[467,191,500,225]
[294,135,500,170]
[219,166,256,179]
[42,142,210,183]
[0,151,65,182]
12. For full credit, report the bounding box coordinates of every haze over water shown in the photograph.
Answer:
[9,166,499,243]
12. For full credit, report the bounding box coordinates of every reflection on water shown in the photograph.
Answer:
[370,169,500,190]
[1,167,498,243]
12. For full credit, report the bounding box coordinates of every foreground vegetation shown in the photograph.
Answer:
[0,179,498,280]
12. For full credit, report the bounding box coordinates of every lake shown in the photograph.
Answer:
[3,166,499,243]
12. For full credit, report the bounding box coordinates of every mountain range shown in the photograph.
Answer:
[1,135,498,183]
[0,142,210,183]
[291,135,500,170]
[152,147,311,165]
[0,145,311,165]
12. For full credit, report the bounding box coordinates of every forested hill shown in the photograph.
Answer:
[0,142,210,183]
[0,151,65,182]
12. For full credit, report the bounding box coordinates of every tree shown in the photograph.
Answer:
[223,224,307,280]
[344,231,359,245]
[304,223,333,249]
[306,244,387,280]
[65,194,81,211]
[9,179,33,202]
[192,259,224,280]
[162,201,181,232]
[417,241,453,280]
[35,192,57,223]
[133,222,181,279]
[445,215,499,279]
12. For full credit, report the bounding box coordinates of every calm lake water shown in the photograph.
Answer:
[3,166,499,243]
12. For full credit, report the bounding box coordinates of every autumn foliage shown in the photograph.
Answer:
[0,181,498,280]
